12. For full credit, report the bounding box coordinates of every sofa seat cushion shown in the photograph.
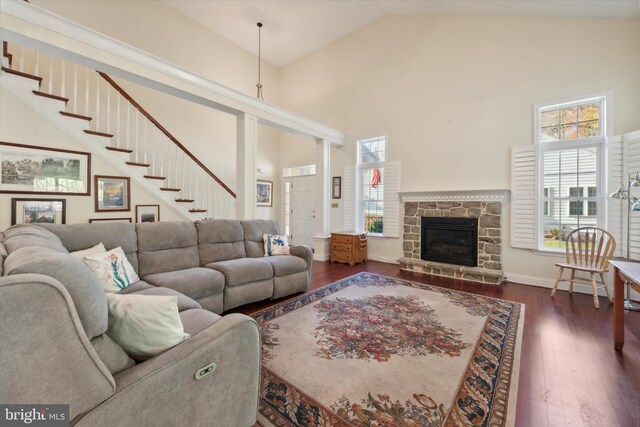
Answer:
[264,255,307,277]
[179,309,222,337]
[205,258,273,287]
[118,282,201,312]
[143,268,225,301]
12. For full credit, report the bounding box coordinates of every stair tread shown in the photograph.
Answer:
[126,161,151,167]
[33,90,69,103]
[189,209,207,213]
[2,66,42,84]
[106,146,133,153]
[175,199,195,202]
[84,130,114,138]
[160,188,181,191]
[144,175,166,180]
[60,111,92,121]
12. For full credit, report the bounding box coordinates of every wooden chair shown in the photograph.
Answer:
[550,227,616,308]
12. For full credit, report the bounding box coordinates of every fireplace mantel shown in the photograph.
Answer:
[399,189,510,203]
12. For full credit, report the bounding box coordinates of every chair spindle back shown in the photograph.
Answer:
[564,227,616,269]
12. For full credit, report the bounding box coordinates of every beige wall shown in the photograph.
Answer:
[0,87,184,229]
[277,15,640,283]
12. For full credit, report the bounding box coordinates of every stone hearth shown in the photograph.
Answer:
[397,190,508,285]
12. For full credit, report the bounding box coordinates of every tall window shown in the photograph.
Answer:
[537,95,606,250]
[358,136,385,235]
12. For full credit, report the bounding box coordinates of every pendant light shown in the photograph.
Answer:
[256,22,264,100]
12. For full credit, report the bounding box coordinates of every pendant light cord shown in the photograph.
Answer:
[256,22,263,100]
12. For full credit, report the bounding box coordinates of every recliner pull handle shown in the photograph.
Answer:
[195,362,217,380]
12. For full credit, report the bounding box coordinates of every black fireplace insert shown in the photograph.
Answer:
[420,217,478,267]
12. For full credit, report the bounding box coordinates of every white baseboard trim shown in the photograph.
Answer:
[505,272,611,297]
[367,255,399,264]
[313,253,330,261]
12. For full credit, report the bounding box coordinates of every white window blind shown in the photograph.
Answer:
[511,145,536,249]
[343,165,356,231]
[625,130,640,260]
[607,135,624,257]
[383,160,401,238]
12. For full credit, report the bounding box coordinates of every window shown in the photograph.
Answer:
[358,136,385,235]
[538,95,606,250]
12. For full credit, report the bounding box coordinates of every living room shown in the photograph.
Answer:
[1,0,639,426]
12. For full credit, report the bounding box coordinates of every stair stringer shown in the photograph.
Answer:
[1,70,210,222]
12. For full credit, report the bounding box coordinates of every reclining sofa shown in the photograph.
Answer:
[0,219,312,426]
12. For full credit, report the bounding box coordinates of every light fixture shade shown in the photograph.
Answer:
[632,197,640,211]
[631,172,640,187]
[609,186,627,199]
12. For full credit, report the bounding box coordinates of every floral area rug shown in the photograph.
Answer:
[252,272,524,427]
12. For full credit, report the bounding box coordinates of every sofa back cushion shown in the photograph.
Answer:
[3,224,69,255]
[242,220,280,258]
[3,246,108,340]
[40,223,139,273]
[136,221,200,277]
[196,219,246,264]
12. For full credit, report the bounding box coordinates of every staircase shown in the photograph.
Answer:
[1,42,236,220]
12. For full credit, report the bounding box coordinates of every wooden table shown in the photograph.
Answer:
[609,260,640,350]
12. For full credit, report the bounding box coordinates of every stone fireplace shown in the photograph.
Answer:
[398,190,508,285]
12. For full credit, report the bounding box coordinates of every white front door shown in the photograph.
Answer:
[290,175,315,248]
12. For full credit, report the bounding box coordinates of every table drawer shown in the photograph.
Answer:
[332,234,353,244]
[332,242,352,252]
[332,250,353,261]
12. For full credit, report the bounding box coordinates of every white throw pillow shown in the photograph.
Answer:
[263,233,291,256]
[70,242,106,259]
[105,293,189,360]
[83,247,139,293]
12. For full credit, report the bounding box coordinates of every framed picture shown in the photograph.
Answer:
[95,175,130,212]
[11,198,66,225]
[0,142,90,195]
[332,176,342,199]
[135,205,160,223]
[257,180,273,207]
[89,218,132,223]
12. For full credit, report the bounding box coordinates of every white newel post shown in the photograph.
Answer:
[236,113,257,220]
[313,138,331,260]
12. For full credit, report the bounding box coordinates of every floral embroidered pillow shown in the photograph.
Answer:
[263,234,291,256]
[83,247,139,293]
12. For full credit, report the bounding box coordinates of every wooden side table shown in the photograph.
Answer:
[330,232,367,266]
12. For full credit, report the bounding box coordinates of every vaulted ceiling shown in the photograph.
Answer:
[162,0,640,68]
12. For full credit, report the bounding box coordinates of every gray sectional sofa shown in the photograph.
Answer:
[0,219,312,426]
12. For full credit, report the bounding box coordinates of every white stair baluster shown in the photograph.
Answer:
[18,46,24,72]
[73,63,77,114]
[182,152,186,195]
[95,73,100,130]
[47,57,53,94]
[143,119,148,165]
[106,84,111,134]
[60,60,66,98]
[126,102,131,150]
[85,68,89,118]
[135,110,139,162]
[116,93,120,148]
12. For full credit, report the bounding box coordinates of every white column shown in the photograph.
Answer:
[313,138,331,260]
[236,113,258,220]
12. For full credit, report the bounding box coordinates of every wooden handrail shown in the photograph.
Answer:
[97,71,236,198]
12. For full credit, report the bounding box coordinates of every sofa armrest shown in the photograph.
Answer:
[74,313,260,427]
[0,274,115,420]
[290,244,313,278]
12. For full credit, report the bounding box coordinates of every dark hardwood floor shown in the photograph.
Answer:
[236,260,640,426]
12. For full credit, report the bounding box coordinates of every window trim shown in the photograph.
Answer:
[534,92,611,253]
[356,135,387,236]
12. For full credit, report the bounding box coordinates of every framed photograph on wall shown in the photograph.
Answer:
[95,175,130,212]
[11,198,66,225]
[0,142,90,195]
[257,180,273,207]
[135,205,160,223]
[332,176,342,199]
[89,218,132,223]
